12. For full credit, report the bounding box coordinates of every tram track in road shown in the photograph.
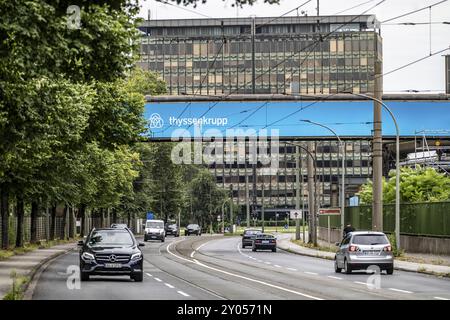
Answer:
[141,236,228,300]
[167,236,448,300]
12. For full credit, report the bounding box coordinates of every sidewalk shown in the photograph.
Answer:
[0,243,76,299]
[276,233,450,277]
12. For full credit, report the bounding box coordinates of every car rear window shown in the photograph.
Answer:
[352,234,388,245]
[245,230,262,235]
[256,234,275,239]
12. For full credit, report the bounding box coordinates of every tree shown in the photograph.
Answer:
[358,166,450,204]
[0,0,145,247]
[189,169,227,231]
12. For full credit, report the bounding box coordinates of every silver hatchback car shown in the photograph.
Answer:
[334,231,394,275]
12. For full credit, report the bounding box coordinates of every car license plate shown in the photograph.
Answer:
[364,251,379,255]
[262,240,269,244]
[105,263,122,268]
[151,235,156,238]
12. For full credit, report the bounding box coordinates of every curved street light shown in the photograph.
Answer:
[346,92,401,250]
[301,120,346,238]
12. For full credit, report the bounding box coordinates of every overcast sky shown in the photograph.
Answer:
[138,0,450,93]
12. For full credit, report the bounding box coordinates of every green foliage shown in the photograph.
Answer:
[387,233,404,257]
[189,169,227,228]
[358,167,450,204]
[0,0,151,246]
[125,68,167,96]
[169,0,280,8]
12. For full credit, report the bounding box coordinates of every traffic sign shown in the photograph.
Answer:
[146,212,154,220]
[289,210,302,219]
[318,208,341,215]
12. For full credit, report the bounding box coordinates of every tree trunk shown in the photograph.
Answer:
[68,207,75,239]
[127,212,131,228]
[80,204,86,237]
[112,208,117,224]
[100,208,104,228]
[50,205,56,240]
[61,205,68,240]
[30,202,38,244]
[15,195,25,248]
[1,188,9,250]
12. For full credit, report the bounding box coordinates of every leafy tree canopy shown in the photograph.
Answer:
[358,166,450,204]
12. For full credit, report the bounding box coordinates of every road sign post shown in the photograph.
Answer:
[318,208,341,248]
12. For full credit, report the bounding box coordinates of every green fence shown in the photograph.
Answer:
[318,201,450,237]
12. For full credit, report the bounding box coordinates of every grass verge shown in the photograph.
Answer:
[290,239,337,253]
[3,271,30,300]
[0,238,78,261]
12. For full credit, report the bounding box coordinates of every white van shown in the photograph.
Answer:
[144,219,165,242]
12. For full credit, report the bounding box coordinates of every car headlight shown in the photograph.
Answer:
[81,252,95,262]
[131,252,142,261]
[160,230,164,234]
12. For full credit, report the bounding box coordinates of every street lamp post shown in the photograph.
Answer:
[301,120,346,237]
[349,92,401,250]
[221,198,232,234]
[284,141,318,245]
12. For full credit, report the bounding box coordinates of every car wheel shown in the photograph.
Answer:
[344,259,352,274]
[272,248,276,252]
[334,259,342,273]
[242,244,246,249]
[386,266,394,275]
[132,272,143,282]
[80,273,90,281]
[161,237,165,243]
[252,247,256,252]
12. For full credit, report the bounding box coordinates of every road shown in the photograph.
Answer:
[32,235,450,300]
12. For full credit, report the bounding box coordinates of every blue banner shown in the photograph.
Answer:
[143,100,450,138]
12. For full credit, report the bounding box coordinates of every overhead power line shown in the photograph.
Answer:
[255,0,313,29]
[381,0,448,24]
[155,0,212,18]
[184,0,387,129]
[334,0,378,15]
[383,21,450,25]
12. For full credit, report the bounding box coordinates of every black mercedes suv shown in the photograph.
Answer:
[78,228,145,282]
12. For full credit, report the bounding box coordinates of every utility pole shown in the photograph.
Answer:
[251,16,256,94]
[229,187,234,233]
[295,145,301,240]
[316,0,320,16]
[307,141,317,246]
[372,60,383,231]
[245,174,250,227]
[261,177,265,233]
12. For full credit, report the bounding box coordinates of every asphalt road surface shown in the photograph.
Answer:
[32,235,450,300]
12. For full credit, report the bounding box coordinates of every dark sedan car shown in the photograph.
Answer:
[185,224,201,236]
[241,229,263,248]
[165,223,180,237]
[252,234,277,252]
[78,228,145,282]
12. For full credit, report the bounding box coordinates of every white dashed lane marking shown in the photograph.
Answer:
[146,273,153,277]
[274,265,282,268]
[434,296,449,300]
[354,281,367,285]
[286,268,298,271]
[264,262,271,265]
[154,277,162,282]
[388,288,413,294]
[304,272,318,275]
[165,283,175,289]
[327,276,343,280]
[177,290,190,297]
